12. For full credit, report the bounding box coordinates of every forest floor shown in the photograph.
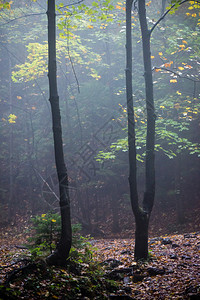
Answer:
[0,216,200,299]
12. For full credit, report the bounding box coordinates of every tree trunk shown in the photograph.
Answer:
[126,0,155,260]
[134,212,149,259]
[8,53,14,222]
[126,0,139,216]
[175,154,185,224]
[138,0,155,216]
[46,0,72,266]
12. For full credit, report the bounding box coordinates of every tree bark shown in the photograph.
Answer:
[126,0,139,216]
[126,0,155,260]
[138,0,155,216]
[8,53,14,222]
[46,0,72,266]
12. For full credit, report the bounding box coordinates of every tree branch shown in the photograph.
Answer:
[150,0,200,36]
[58,0,84,10]
[0,13,45,26]
[153,66,200,82]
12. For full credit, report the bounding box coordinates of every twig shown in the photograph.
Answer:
[0,258,31,270]
[153,66,200,83]
[0,13,45,26]
[58,0,84,10]
[33,168,60,208]
[150,0,200,36]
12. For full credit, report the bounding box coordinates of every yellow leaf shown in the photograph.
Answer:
[191,13,197,17]
[8,113,17,123]
[155,68,161,72]
[170,79,177,83]
[182,40,187,44]
[17,96,22,99]
[178,67,184,70]
[188,6,194,9]
[151,55,155,59]
[160,105,165,109]
[41,214,46,218]
[176,91,182,95]
[9,114,17,119]
[87,25,93,29]
[158,52,163,56]
[51,219,56,223]
[146,1,152,6]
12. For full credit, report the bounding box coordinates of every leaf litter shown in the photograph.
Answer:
[0,227,200,299]
[92,233,200,299]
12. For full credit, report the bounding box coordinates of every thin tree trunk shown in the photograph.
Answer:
[46,0,72,266]
[137,0,155,260]
[8,53,14,222]
[126,0,139,215]
[138,0,155,215]
[126,0,156,260]
[126,0,146,260]
[175,154,185,224]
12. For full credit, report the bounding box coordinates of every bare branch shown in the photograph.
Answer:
[0,13,45,26]
[150,0,200,36]
[58,0,84,9]
[153,66,200,82]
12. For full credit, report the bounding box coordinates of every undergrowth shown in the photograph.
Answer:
[0,213,119,299]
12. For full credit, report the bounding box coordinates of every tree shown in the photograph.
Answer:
[126,0,155,260]
[125,0,200,260]
[46,0,72,266]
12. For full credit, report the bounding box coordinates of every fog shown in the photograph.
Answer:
[0,0,200,237]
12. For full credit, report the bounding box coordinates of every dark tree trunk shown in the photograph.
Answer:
[126,0,139,216]
[134,213,149,259]
[8,53,14,222]
[46,0,72,266]
[126,0,155,260]
[175,154,185,224]
[138,0,155,216]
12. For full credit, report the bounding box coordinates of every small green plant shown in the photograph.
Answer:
[26,212,90,259]
[69,239,94,264]
[26,212,61,257]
